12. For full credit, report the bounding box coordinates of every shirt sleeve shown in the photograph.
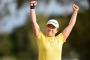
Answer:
[56,33,66,43]
[35,31,45,42]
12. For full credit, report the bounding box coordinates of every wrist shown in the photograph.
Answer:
[74,10,78,13]
[30,4,35,9]
[30,6,35,9]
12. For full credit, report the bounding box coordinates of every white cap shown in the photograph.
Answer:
[47,19,59,28]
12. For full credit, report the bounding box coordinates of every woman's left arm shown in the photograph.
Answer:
[62,4,79,41]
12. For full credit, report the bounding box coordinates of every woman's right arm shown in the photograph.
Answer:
[30,1,40,37]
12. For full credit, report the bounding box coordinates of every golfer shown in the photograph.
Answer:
[30,1,79,60]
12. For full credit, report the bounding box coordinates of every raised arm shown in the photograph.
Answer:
[30,1,40,37]
[62,4,79,41]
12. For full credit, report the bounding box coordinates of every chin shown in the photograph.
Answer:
[47,34,54,37]
[46,32,54,37]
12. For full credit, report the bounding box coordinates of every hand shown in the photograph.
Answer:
[30,1,37,6]
[73,4,79,12]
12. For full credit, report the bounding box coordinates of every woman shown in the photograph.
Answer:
[30,1,79,60]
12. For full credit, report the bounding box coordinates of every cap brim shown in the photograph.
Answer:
[47,23,57,28]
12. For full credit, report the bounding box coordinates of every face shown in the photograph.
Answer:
[46,24,58,37]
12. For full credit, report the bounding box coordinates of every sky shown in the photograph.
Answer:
[0,0,89,34]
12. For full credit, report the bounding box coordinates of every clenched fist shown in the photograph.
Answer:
[30,1,37,6]
[73,4,79,12]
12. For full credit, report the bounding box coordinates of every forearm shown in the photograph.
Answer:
[69,11,78,27]
[30,9,37,23]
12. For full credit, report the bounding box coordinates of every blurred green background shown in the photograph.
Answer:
[0,0,90,60]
